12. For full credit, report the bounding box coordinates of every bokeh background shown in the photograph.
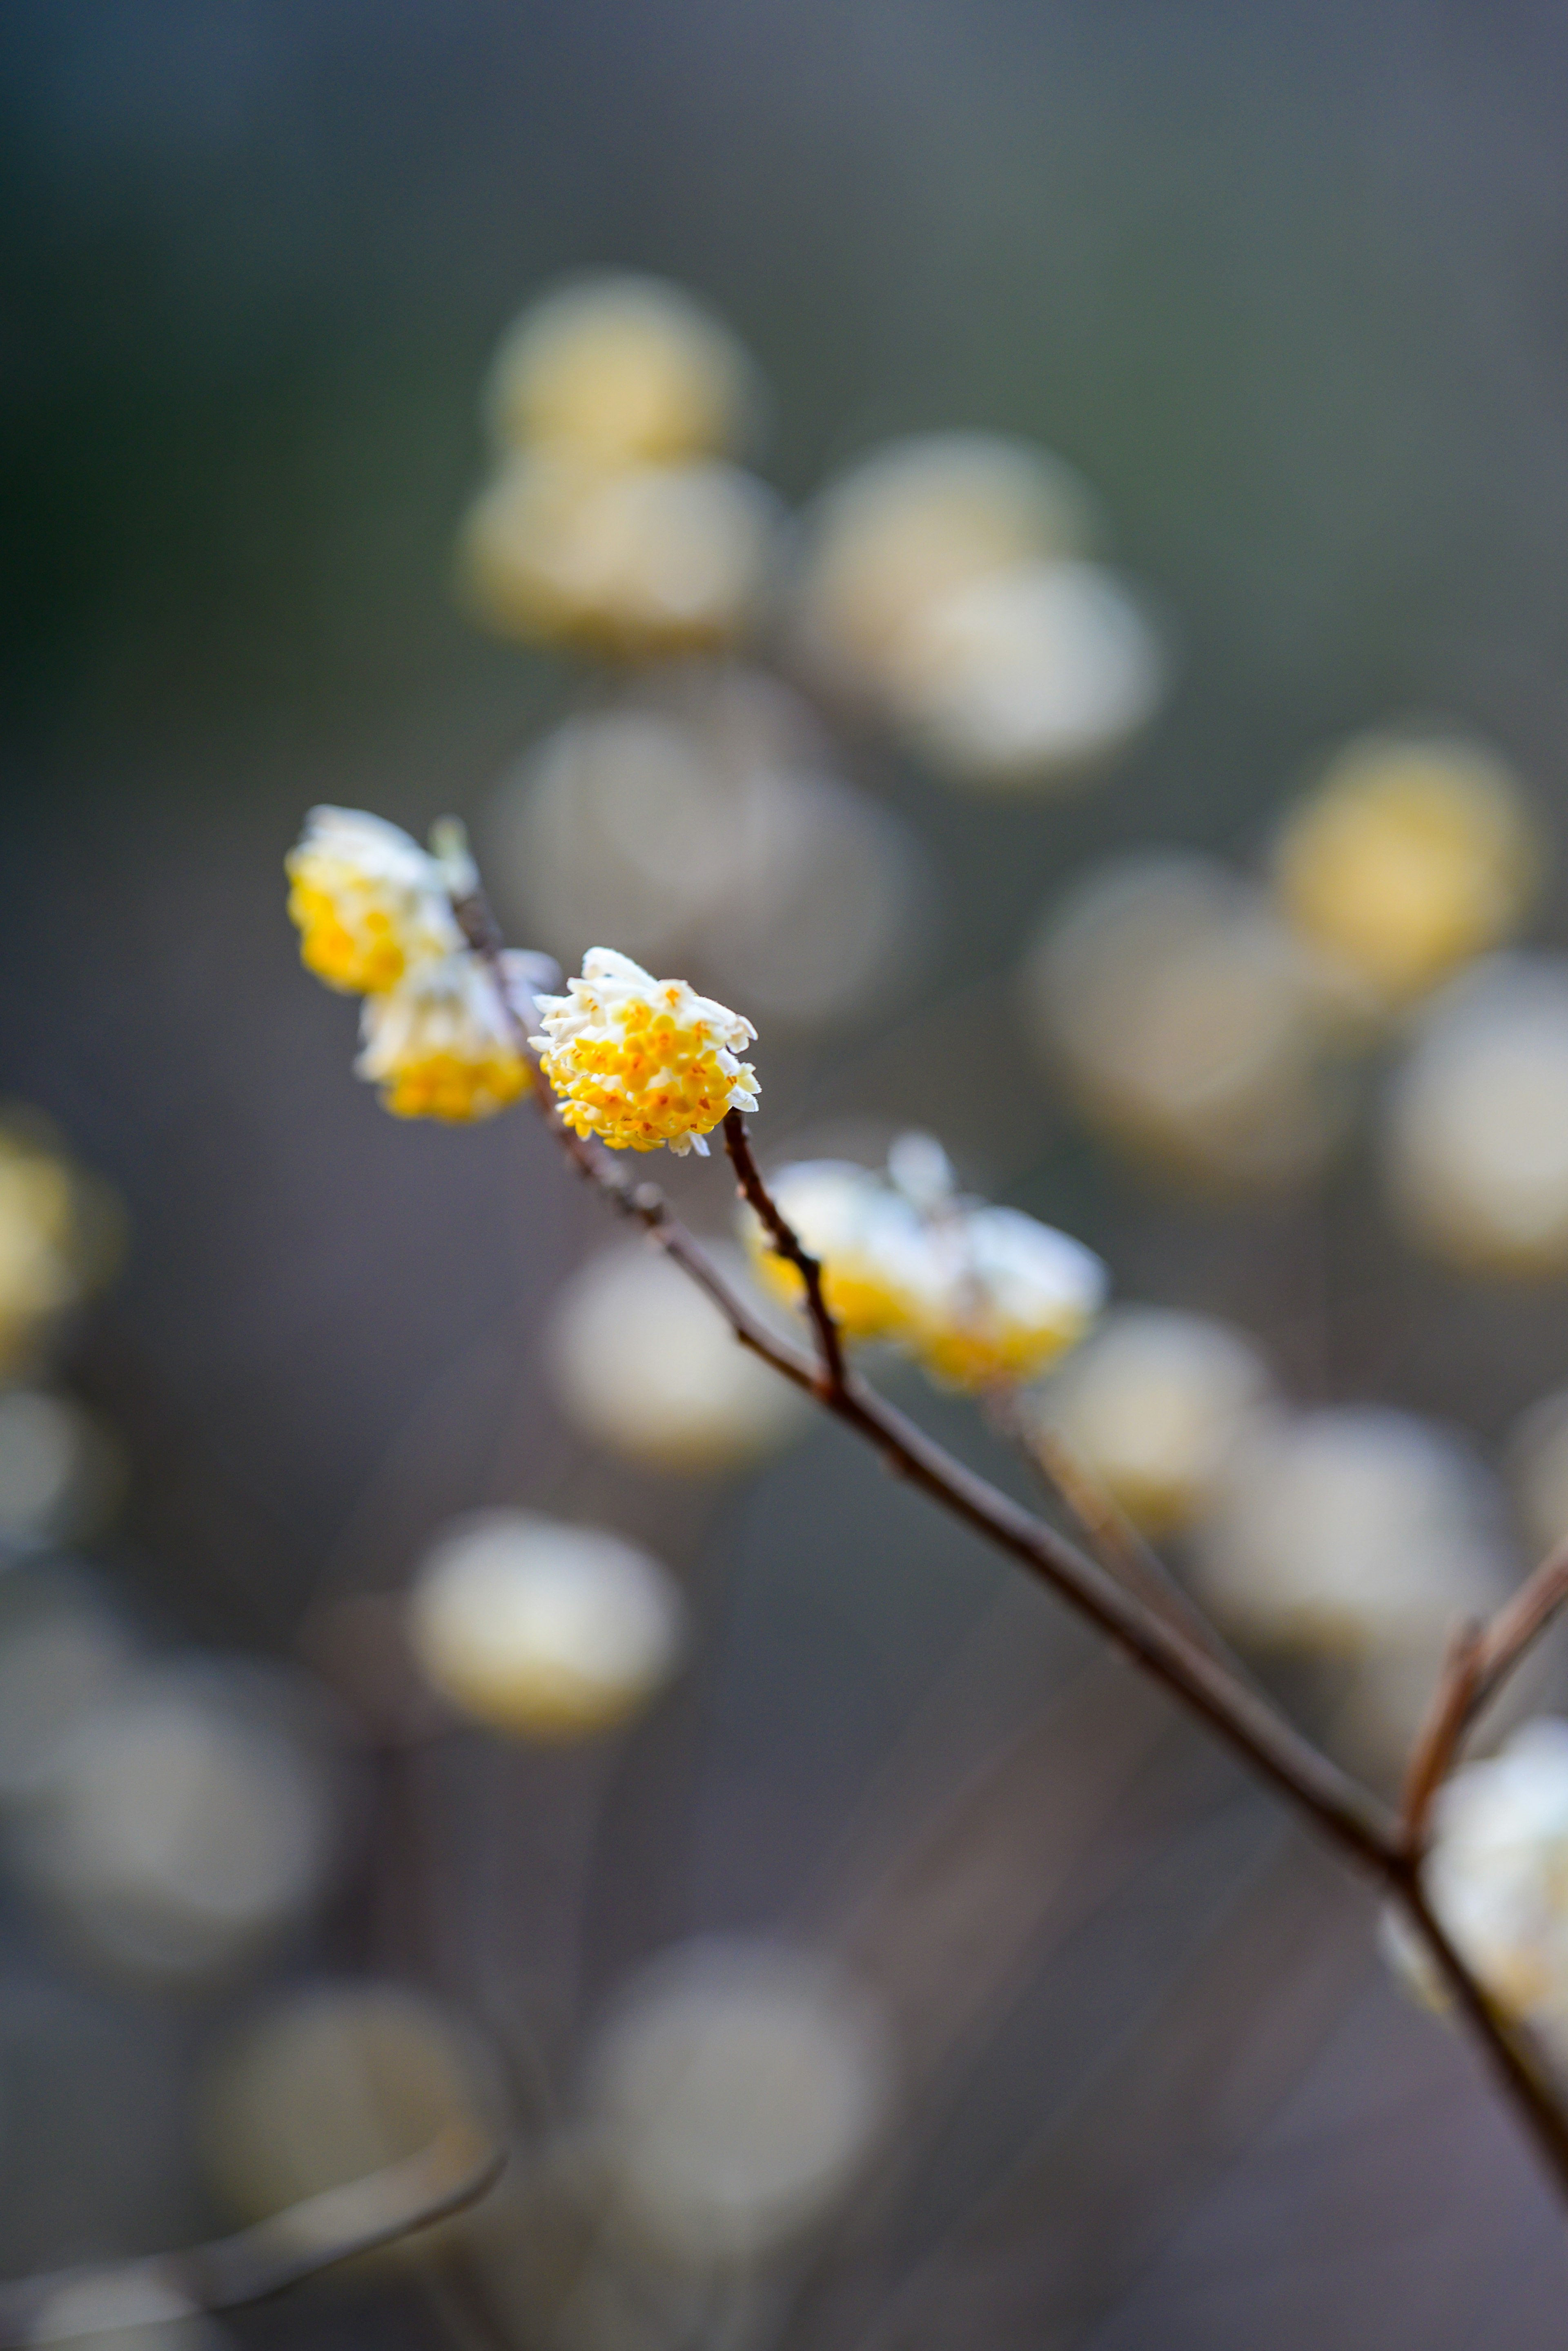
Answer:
[9,2,1568,2344]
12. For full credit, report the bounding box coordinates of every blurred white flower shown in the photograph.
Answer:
[896,1203,1107,1392]
[583,1939,895,2267]
[0,1388,122,1553]
[285,806,464,997]
[793,432,1099,701]
[1027,1307,1275,1537]
[1023,852,1348,1190]
[887,559,1165,787]
[1385,1719,1568,2063]
[1191,1406,1511,1657]
[485,672,924,1029]
[486,273,760,467]
[550,1238,807,1473]
[28,2269,227,2351]
[460,452,777,659]
[1274,729,1539,1010]
[533,947,757,1157]
[408,1509,686,1741]
[16,1662,339,1985]
[1383,957,1568,1275]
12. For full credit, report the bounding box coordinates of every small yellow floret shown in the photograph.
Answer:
[533,949,757,1157]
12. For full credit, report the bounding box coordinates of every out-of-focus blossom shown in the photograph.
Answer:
[201,1983,501,2233]
[791,431,1165,786]
[486,274,759,468]
[1274,730,1539,1009]
[16,1662,340,1985]
[356,950,537,1123]
[550,1238,807,1473]
[793,432,1098,700]
[0,1388,122,1553]
[1384,1719,1568,2062]
[1192,1407,1510,1656]
[1027,1307,1275,1537]
[1509,1387,1568,1563]
[533,948,757,1156]
[486,672,924,1027]
[28,2269,228,2351]
[459,452,777,659]
[0,1572,138,1806]
[887,559,1165,787]
[0,1113,122,1376]
[1023,853,1348,1191]
[407,1509,686,1741]
[583,1938,895,2267]
[897,1203,1107,1391]
[742,1159,929,1343]
[1382,957,1568,1275]
[1192,1407,1515,1768]
[285,807,465,997]
[741,1135,1105,1389]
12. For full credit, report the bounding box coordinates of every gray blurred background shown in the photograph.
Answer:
[7,2,1568,2344]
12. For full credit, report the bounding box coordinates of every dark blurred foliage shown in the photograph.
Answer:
[7,3,1568,2345]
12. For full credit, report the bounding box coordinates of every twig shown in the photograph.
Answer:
[1470,1542,1568,1725]
[0,2126,506,2346]
[723,1107,847,1397]
[1400,1619,1486,1856]
[988,1391,1247,1683]
[454,883,1568,2203]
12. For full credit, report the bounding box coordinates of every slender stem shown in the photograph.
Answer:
[1401,1619,1485,1855]
[722,1108,847,1397]
[460,889,1568,2206]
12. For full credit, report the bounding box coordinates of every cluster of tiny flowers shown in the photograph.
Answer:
[531,948,759,1156]
[287,807,535,1123]
[742,1134,1107,1391]
[1384,1720,1568,2061]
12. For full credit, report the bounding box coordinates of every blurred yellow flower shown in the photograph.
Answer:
[741,1160,927,1342]
[1274,731,1539,1007]
[741,1135,1105,1389]
[0,1114,121,1375]
[899,1204,1107,1390]
[286,807,466,997]
[357,953,533,1123]
[532,948,757,1157]
[408,1511,685,1741]
[486,273,757,467]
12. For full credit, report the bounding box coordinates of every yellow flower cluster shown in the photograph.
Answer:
[742,1138,1106,1393]
[532,949,758,1157]
[286,807,535,1124]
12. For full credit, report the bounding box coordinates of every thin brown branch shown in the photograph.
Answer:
[450,877,1568,2207]
[1400,1618,1485,1856]
[1400,1542,1568,1857]
[0,2125,506,2347]
[989,1392,1248,1684]
[1388,1861,1568,2182]
[723,1107,848,1397]
[1471,1541,1568,1724]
